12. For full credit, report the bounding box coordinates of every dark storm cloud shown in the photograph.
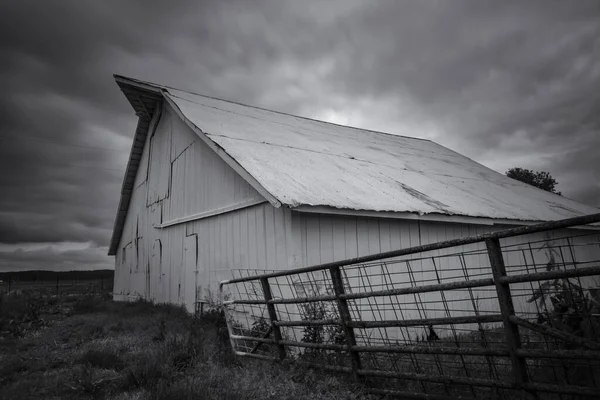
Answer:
[0,0,203,250]
[0,0,599,271]
[300,0,600,205]
[0,0,325,253]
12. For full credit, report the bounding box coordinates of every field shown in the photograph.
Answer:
[0,270,114,297]
[0,285,373,400]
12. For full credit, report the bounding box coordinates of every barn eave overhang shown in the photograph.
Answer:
[108,76,163,256]
[289,205,600,230]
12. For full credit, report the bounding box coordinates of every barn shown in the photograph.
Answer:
[109,75,599,315]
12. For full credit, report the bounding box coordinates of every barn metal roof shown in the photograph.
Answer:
[109,75,599,254]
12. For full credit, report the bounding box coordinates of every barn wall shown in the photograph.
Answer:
[162,108,263,222]
[113,103,289,312]
[290,211,598,273]
[187,202,292,299]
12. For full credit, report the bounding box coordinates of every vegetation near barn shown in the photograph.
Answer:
[505,167,561,195]
[0,290,372,400]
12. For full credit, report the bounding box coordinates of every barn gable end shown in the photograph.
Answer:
[112,99,291,309]
[115,101,266,252]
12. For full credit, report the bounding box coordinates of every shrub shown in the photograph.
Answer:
[528,244,600,342]
[201,292,233,347]
[250,316,271,337]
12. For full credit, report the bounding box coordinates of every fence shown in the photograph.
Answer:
[0,274,113,297]
[220,213,600,399]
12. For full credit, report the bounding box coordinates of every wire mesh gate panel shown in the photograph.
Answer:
[219,214,600,399]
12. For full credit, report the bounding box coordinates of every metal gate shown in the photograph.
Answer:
[220,213,600,399]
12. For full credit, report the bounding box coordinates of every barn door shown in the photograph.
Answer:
[184,235,198,313]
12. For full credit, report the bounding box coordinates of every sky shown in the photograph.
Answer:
[1,0,599,272]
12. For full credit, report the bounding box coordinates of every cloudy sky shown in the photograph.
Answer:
[1,0,599,272]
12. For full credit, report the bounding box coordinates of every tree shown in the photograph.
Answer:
[505,167,561,195]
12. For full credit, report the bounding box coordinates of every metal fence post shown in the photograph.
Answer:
[486,238,529,389]
[260,277,286,360]
[329,266,363,380]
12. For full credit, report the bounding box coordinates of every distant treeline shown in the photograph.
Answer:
[0,269,114,282]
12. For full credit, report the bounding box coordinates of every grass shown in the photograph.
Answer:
[0,290,373,400]
[6,287,597,400]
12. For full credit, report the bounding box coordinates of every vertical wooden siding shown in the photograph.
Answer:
[163,108,262,222]
[113,102,288,312]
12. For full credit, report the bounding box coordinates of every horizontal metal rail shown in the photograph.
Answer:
[358,368,515,389]
[294,360,353,374]
[230,335,274,344]
[221,212,600,285]
[347,314,503,329]
[234,352,278,362]
[510,315,600,350]
[358,346,600,360]
[274,319,339,327]
[354,345,509,357]
[498,264,600,284]
[230,334,600,360]
[226,277,495,305]
[272,314,502,328]
[516,348,600,360]
[225,264,600,306]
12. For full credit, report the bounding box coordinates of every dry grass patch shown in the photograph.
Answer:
[0,293,375,400]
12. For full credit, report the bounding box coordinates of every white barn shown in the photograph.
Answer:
[109,75,599,315]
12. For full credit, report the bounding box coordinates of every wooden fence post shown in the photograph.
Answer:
[260,277,286,360]
[486,238,529,390]
[329,266,363,380]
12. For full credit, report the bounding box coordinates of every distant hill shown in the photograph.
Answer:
[0,269,114,282]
